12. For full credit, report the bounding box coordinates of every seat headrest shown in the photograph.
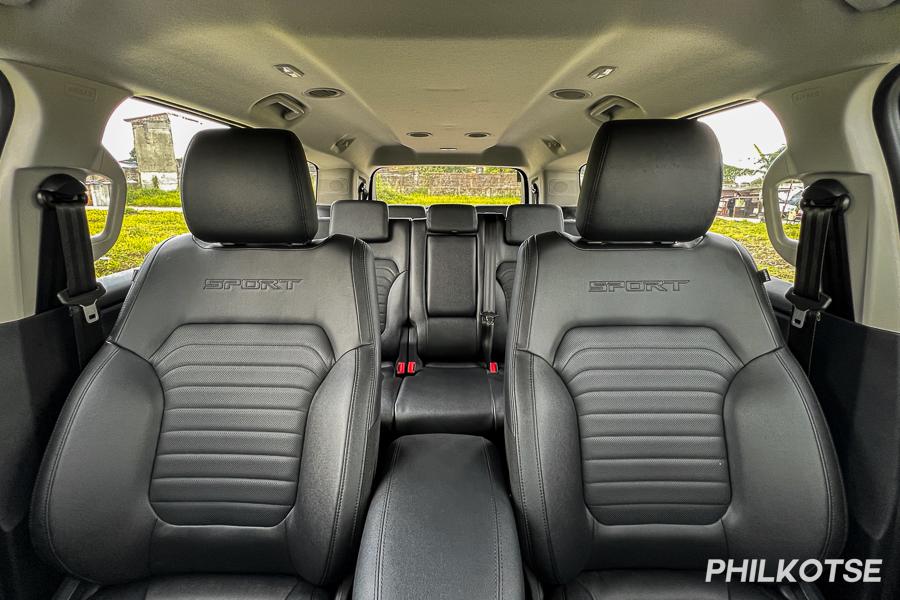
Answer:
[329,200,390,242]
[181,128,317,244]
[388,204,427,219]
[576,119,723,242]
[426,204,478,233]
[505,204,564,244]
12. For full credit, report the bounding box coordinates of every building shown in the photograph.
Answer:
[125,111,205,190]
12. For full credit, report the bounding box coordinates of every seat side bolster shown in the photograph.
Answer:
[31,343,162,584]
[722,348,847,560]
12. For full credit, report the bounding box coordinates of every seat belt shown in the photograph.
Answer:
[480,215,499,371]
[37,174,106,368]
[785,179,850,374]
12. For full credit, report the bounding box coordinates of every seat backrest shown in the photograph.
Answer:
[409,204,480,362]
[31,129,381,588]
[387,204,426,220]
[505,119,845,585]
[330,199,410,362]
[489,204,563,360]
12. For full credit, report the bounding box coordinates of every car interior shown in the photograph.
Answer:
[1,1,899,599]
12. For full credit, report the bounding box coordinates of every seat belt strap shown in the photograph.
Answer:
[785,179,850,373]
[37,174,106,367]
[480,216,499,368]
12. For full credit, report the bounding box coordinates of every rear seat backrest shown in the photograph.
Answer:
[330,200,410,362]
[488,204,564,361]
[387,204,427,219]
[409,204,480,362]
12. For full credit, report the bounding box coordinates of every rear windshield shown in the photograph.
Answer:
[372,166,524,206]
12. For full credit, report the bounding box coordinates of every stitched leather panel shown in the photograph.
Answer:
[149,324,333,526]
[374,258,399,333]
[554,326,740,526]
[496,261,517,313]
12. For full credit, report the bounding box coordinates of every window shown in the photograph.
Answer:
[92,98,316,277]
[372,166,524,206]
[698,101,797,280]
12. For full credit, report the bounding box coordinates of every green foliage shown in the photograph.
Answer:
[709,218,799,280]
[126,187,182,207]
[722,164,755,185]
[380,193,521,205]
[88,208,799,282]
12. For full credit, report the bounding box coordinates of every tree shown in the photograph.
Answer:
[723,164,755,185]
[750,144,785,182]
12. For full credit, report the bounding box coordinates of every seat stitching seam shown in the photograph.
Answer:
[530,351,560,581]
[378,441,402,600]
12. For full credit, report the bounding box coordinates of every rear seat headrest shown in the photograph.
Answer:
[505,204,564,244]
[329,200,390,242]
[576,119,722,242]
[426,204,478,234]
[388,204,427,219]
[181,128,317,244]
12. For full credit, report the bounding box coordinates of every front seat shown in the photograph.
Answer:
[505,119,845,599]
[30,129,381,599]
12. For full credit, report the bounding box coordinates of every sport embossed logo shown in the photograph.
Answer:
[589,279,690,293]
[203,278,303,291]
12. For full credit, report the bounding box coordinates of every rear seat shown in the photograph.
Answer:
[329,200,411,426]
[314,203,331,239]
[389,203,563,436]
[387,204,426,219]
[394,205,501,434]
[330,200,563,437]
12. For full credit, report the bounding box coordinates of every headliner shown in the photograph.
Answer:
[1,0,898,171]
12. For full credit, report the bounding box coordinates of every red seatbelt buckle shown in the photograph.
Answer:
[488,362,498,374]
[407,361,416,374]
[396,361,406,375]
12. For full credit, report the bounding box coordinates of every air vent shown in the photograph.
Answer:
[550,89,592,101]
[406,131,433,138]
[465,132,491,138]
[304,87,345,99]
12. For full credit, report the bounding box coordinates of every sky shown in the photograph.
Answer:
[699,102,786,168]
[101,98,227,161]
[103,98,788,170]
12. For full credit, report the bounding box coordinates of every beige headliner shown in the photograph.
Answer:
[1,0,899,172]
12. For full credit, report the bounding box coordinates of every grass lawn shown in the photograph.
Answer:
[126,187,182,207]
[89,208,798,281]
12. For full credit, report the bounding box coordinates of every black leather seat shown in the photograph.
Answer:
[396,204,503,434]
[504,120,846,599]
[386,204,426,219]
[329,199,411,428]
[31,129,381,598]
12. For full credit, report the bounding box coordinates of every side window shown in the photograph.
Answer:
[698,102,796,280]
[94,99,315,277]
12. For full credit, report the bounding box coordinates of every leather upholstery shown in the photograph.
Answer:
[329,200,390,242]
[550,571,784,600]
[506,120,845,590]
[329,200,412,429]
[354,435,524,600]
[576,119,722,242]
[504,204,563,244]
[394,365,503,435]
[88,575,329,599]
[31,130,381,591]
[426,203,478,233]
[181,129,317,244]
[387,204,426,219]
